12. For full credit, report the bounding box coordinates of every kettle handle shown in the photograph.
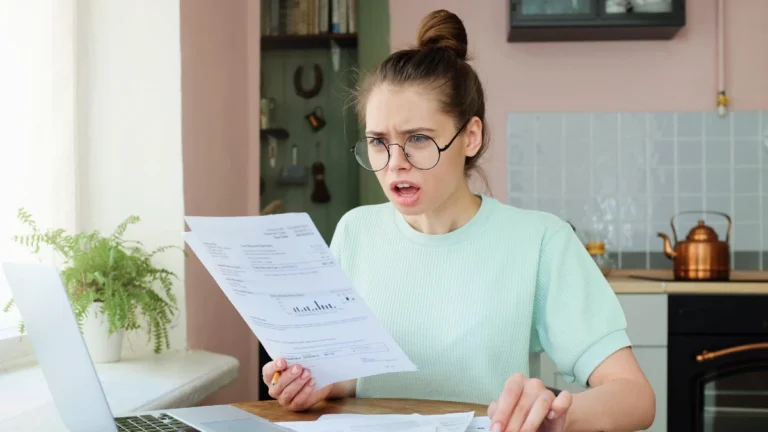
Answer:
[670,210,732,243]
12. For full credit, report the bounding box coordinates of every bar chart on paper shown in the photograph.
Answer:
[273,289,357,316]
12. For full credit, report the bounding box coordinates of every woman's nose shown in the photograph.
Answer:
[387,144,410,171]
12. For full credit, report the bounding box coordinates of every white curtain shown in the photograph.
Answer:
[0,0,77,346]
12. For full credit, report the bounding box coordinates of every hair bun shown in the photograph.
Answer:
[416,9,468,61]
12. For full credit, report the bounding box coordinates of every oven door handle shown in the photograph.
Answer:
[696,342,768,362]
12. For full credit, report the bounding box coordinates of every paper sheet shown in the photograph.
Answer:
[278,418,438,432]
[183,213,417,388]
[465,416,491,432]
[317,412,475,432]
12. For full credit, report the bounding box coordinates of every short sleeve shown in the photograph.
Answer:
[532,223,631,388]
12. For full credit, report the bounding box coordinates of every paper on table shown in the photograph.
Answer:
[466,417,490,432]
[317,412,475,432]
[183,213,417,389]
[278,416,439,432]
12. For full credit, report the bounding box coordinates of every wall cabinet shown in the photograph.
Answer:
[531,293,668,431]
[508,0,686,42]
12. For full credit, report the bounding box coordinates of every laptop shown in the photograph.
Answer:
[1,261,290,432]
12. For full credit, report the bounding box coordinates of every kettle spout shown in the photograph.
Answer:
[657,233,677,258]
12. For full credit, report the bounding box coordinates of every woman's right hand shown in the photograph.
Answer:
[262,357,333,411]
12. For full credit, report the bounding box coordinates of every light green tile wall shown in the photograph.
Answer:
[356,0,389,206]
[260,47,360,244]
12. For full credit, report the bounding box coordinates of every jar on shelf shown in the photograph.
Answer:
[582,230,615,277]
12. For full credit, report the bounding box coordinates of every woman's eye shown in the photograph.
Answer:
[367,138,385,146]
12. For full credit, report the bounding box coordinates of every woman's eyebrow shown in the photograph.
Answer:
[400,127,436,135]
[365,127,436,136]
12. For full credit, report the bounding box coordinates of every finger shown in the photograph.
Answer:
[301,381,334,409]
[491,374,525,432]
[262,357,287,385]
[487,401,498,418]
[279,369,312,406]
[288,379,319,411]
[268,364,303,399]
[505,393,535,432]
[519,391,555,432]
[548,390,572,420]
[506,379,545,432]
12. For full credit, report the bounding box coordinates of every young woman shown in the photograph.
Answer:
[262,9,655,432]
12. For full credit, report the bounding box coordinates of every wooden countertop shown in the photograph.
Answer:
[606,270,768,294]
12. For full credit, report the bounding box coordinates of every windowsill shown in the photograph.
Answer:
[0,349,239,431]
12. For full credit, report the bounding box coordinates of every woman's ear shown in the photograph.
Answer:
[464,116,483,158]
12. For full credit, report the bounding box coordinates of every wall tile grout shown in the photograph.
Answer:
[729,113,735,266]
[507,110,765,270]
[617,113,623,268]
[701,111,707,223]
[560,114,566,218]
[533,114,538,200]
[645,113,652,269]
[759,111,764,270]
[589,114,594,229]
[673,113,679,232]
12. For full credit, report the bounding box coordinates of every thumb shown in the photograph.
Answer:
[262,358,287,379]
[546,390,572,430]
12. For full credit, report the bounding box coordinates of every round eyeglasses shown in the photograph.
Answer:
[351,119,469,171]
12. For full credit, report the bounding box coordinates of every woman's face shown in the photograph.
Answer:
[364,84,480,216]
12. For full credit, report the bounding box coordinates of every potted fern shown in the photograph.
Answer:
[3,208,183,362]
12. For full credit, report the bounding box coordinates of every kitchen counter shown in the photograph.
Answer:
[606,270,768,294]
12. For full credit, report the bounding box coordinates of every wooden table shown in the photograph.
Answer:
[233,398,488,422]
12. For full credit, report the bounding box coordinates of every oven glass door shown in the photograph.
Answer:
[698,347,768,432]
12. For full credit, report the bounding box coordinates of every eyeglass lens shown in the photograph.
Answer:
[354,135,440,171]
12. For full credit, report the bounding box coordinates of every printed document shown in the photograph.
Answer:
[316,412,475,432]
[279,412,477,432]
[183,212,417,389]
[278,417,438,432]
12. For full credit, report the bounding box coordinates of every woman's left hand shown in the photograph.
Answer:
[488,373,573,432]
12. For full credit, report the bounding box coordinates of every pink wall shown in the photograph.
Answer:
[389,0,768,202]
[180,0,262,404]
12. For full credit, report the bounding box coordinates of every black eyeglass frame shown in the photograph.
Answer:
[350,118,471,172]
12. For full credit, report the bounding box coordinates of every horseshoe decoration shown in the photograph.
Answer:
[293,64,323,100]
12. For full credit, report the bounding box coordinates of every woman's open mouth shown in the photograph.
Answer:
[390,181,421,206]
[394,182,419,197]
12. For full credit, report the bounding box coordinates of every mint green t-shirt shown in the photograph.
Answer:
[329,195,630,405]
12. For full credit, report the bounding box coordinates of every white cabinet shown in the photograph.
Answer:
[530,293,668,431]
[617,294,668,346]
[618,294,668,432]
[633,346,667,432]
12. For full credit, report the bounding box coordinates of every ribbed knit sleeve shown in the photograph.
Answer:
[532,223,631,388]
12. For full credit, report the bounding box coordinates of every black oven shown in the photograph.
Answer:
[668,294,768,431]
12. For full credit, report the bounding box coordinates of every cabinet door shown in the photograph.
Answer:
[617,294,668,347]
[532,352,558,387]
[634,347,667,432]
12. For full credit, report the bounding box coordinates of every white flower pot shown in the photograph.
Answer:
[81,302,123,363]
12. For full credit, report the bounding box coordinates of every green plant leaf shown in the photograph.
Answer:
[4,207,184,354]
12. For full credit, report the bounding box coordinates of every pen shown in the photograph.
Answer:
[271,371,280,386]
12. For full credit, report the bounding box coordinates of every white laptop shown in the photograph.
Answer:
[2,261,290,432]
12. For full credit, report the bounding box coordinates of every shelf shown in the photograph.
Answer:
[507,0,685,42]
[261,33,357,51]
[260,128,289,141]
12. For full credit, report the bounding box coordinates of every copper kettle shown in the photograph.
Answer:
[657,211,732,281]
